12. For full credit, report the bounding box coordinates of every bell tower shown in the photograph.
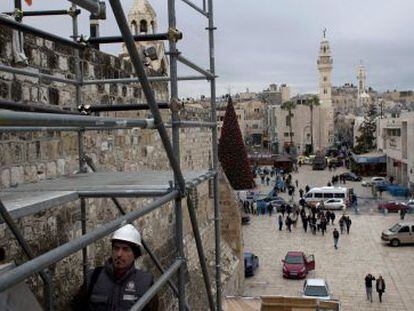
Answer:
[120,0,168,75]
[317,28,333,107]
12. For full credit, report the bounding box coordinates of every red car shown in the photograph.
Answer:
[378,201,408,213]
[282,251,315,279]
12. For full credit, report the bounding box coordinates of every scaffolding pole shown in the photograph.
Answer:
[82,75,207,85]
[167,0,187,309]
[0,64,79,85]
[0,110,155,129]
[0,98,78,114]
[87,32,172,44]
[2,9,81,17]
[207,0,222,309]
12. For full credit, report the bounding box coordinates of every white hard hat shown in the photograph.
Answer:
[111,224,142,247]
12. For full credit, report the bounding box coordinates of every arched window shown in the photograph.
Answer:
[323,46,327,53]
[131,20,138,35]
[140,20,148,33]
[150,21,156,33]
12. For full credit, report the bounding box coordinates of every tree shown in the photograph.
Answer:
[303,95,320,153]
[218,96,255,190]
[281,100,296,145]
[354,101,377,153]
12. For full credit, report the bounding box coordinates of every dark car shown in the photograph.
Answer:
[378,201,408,213]
[244,252,259,277]
[241,215,251,225]
[340,172,362,181]
[282,251,315,279]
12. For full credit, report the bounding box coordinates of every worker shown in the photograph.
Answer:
[72,224,158,311]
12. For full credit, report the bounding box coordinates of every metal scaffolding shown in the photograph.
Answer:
[0,0,220,310]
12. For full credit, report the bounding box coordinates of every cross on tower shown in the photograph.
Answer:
[323,27,327,38]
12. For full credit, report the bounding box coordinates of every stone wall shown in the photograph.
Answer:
[0,25,242,310]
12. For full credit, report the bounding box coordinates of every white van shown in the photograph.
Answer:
[304,187,349,207]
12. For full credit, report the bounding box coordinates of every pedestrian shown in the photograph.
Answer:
[303,215,308,233]
[280,203,285,217]
[71,224,158,310]
[266,175,270,186]
[278,214,283,231]
[320,217,327,235]
[376,275,386,303]
[345,216,352,234]
[305,185,310,193]
[330,211,336,225]
[267,202,273,217]
[299,188,304,198]
[339,216,345,234]
[365,273,376,303]
[295,179,299,187]
[400,208,406,220]
[252,201,257,215]
[333,228,339,249]
[286,215,292,232]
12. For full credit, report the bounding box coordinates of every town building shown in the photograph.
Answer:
[377,112,414,191]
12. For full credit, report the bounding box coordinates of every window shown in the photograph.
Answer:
[314,193,323,198]
[284,132,290,137]
[131,20,138,35]
[140,20,148,33]
[323,76,327,82]
[323,193,334,198]
[334,193,345,198]
[324,89,327,94]
[254,108,260,113]
[286,116,291,126]
[305,193,313,198]
[399,226,409,233]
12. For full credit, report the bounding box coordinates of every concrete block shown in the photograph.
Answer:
[10,166,24,186]
[0,169,11,188]
[46,161,57,177]
[56,159,65,176]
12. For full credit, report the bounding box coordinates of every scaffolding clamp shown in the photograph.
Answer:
[68,6,81,18]
[167,28,183,42]
[169,97,183,113]
[13,8,23,22]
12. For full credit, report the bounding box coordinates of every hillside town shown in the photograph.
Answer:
[0,1,413,311]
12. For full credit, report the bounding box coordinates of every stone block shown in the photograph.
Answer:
[57,159,65,176]
[0,81,9,98]
[10,166,24,186]
[10,80,22,102]
[46,161,57,177]
[58,57,68,71]
[0,169,11,188]
[24,165,37,183]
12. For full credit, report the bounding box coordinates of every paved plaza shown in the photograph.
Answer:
[242,165,414,310]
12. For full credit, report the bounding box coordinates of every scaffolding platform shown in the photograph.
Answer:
[0,170,209,220]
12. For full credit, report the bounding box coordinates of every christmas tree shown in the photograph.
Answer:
[218,96,255,190]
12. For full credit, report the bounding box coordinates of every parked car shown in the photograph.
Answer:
[316,198,346,211]
[282,251,315,279]
[270,197,286,211]
[340,172,362,181]
[378,201,408,213]
[303,279,331,300]
[244,252,259,277]
[406,199,414,212]
[362,176,387,187]
[381,221,414,246]
[241,215,251,225]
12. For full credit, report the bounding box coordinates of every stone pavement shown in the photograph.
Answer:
[242,165,414,310]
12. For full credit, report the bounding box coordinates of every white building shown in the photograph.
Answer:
[377,112,414,191]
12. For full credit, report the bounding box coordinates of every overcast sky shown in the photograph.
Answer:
[2,0,414,98]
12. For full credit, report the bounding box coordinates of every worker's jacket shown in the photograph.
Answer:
[87,261,158,311]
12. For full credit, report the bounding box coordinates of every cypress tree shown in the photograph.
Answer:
[218,96,255,190]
